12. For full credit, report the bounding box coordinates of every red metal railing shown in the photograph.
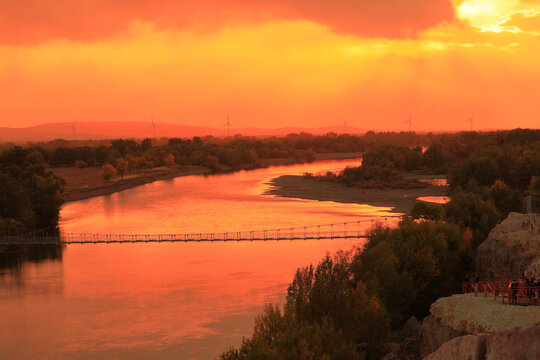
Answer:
[462,280,539,305]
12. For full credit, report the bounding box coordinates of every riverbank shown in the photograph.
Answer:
[53,153,364,203]
[266,175,448,214]
[53,165,211,202]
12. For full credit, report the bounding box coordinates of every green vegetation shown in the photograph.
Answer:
[0,147,64,234]
[13,133,370,172]
[352,219,467,328]
[220,129,540,359]
[220,254,390,360]
[102,163,117,182]
[1,131,441,175]
[306,165,427,189]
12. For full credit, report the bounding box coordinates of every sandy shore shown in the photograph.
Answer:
[53,153,365,203]
[53,166,210,202]
[266,175,448,214]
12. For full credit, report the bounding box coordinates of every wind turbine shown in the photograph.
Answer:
[403,114,413,132]
[148,116,158,137]
[65,120,77,137]
[223,114,233,137]
[465,113,474,131]
[343,118,349,134]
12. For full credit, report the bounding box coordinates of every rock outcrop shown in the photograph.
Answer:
[421,314,465,357]
[476,212,540,280]
[421,294,540,358]
[424,334,489,360]
[419,213,540,359]
[424,323,540,360]
[485,322,540,360]
[382,335,422,360]
[428,293,540,334]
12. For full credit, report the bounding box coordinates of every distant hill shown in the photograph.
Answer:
[0,121,370,143]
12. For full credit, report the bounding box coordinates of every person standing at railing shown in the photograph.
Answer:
[532,278,539,305]
[509,280,518,304]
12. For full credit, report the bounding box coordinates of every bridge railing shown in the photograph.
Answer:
[463,280,540,306]
[0,217,400,245]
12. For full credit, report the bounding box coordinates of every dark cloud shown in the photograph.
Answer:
[0,0,456,44]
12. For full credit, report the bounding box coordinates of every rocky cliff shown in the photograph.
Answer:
[424,323,539,360]
[422,294,540,359]
[476,212,540,280]
[388,213,540,360]
[428,293,540,334]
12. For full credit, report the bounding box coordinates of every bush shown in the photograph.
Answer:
[102,164,117,181]
[351,218,467,327]
[220,254,390,360]
[75,160,87,169]
[410,202,445,221]
[163,153,175,167]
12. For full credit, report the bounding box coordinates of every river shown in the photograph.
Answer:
[0,158,397,360]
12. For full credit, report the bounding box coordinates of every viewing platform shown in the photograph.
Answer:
[463,280,539,306]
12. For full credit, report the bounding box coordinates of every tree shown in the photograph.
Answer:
[352,218,466,327]
[450,157,499,188]
[221,254,390,360]
[490,180,522,216]
[529,176,540,212]
[423,143,447,173]
[102,164,117,182]
[75,160,87,169]
[445,191,500,247]
[0,147,65,232]
[116,158,129,178]
[0,173,23,223]
[163,153,175,167]
[410,202,445,221]
[140,138,152,152]
[204,155,219,171]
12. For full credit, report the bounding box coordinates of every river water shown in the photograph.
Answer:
[0,158,397,360]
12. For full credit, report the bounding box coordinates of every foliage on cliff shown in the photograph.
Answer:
[220,254,391,360]
[352,218,469,328]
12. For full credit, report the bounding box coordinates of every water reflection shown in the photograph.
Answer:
[1,158,396,360]
[0,244,64,302]
[0,228,64,274]
[0,244,63,271]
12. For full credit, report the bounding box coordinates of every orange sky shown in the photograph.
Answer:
[1,0,539,131]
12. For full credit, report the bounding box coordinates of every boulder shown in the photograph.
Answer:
[422,324,540,360]
[423,334,489,360]
[383,335,422,360]
[401,316,422,338]
[485,323,540,360]
[476,212,540,280]
[421,314,465,357]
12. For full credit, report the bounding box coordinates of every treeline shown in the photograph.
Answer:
[220,218,470,360]
[0,147,65,234]
[3,131,438,173]
[310,129,540,191]
[221,128,540,359]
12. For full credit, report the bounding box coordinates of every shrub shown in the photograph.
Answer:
[102,163,117,181]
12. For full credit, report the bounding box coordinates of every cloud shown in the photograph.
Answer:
[0,0,456,44]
